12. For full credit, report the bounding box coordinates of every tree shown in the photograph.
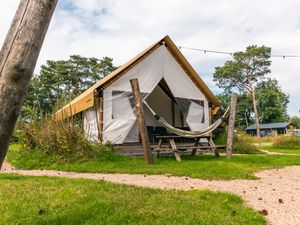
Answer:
[217,78,289,129]
[217,92,253,129]
[24,55,116,113]
[0,0,57,169]
[256,78,289,123]
[290,116,300,128]
[214,45,271,137]
[236,93,253,128]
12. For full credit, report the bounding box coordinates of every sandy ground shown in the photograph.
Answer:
[1,163,300,225]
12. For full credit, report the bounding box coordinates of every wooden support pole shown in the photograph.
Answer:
[0,0,58,169]
[98,96,104,143]
[130,79,153,165]
[226,93,238,158]
[95,91,104,144]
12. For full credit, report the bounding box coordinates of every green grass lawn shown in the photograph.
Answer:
[7,144,300,180]
[0,174,265,225]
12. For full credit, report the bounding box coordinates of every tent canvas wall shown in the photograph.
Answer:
[54,36,220,145]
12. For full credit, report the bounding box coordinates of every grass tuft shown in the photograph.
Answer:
[273,136,300,150]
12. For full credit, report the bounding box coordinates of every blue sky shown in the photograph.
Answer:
[1,0,300,116]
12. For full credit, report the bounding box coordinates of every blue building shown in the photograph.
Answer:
[245,122,296,136]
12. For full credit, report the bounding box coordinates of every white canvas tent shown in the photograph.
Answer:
[55,36,220,145]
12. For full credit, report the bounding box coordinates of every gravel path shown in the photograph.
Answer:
[1,163,300,225]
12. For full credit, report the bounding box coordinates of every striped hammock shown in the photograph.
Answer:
[144,101,229,138]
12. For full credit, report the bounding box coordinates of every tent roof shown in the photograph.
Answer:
[54,35,220,120]
[245,122,293,130]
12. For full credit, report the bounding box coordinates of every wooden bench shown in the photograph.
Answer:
[153,135,225,162]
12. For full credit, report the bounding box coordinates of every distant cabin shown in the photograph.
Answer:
[245,122,297,136]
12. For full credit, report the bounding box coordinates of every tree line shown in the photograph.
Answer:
[24,55,116,115]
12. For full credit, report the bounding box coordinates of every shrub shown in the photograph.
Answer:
[233,141,261,154]
[273,136,300,150]
[214,132,262,154]
[237,132,277,144]
[17,113,112,163]
[214,132,227,145]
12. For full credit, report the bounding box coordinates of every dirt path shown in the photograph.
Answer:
[258,148,300,156]
[1,164,300,225]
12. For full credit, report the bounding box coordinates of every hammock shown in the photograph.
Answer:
[144,101,229,138]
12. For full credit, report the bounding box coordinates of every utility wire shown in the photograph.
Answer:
[177,45,300,59]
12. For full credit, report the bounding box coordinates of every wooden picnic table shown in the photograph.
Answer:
[153,135,225,162]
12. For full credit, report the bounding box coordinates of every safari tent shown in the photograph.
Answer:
[54,36,220,145]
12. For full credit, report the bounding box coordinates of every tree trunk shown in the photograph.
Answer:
[244,111,249,127]
[247,76,260,138]
[0,0,57,169]
[251,89,260,138]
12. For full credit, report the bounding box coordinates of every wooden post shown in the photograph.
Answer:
[95,91,104,144]
[98,96,104,143]
[226,93,238,158]
[0,0,58,169]
[130,79,153,164]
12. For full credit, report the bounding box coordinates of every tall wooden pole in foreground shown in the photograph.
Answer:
[0,0,58,169]
[226,93,238,159]
[130,79,153,165]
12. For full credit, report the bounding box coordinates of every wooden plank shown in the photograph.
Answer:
[154,145,225,151]
[155,145,225,150]
[156,135,211,139]
[177,145,225,150]
[226,93,238,158]
[169,138,181,162]
[130,79,153,164]
[156,138,163,158]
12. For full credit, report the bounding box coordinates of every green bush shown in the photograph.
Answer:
[214,132,227,145]
[273,136,300,150]
[233,141,261,154]
[17,113,113,163]
[214,132,261,154]
[237,132,277,144]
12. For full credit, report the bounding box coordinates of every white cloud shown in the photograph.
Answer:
[1,0,300,116]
